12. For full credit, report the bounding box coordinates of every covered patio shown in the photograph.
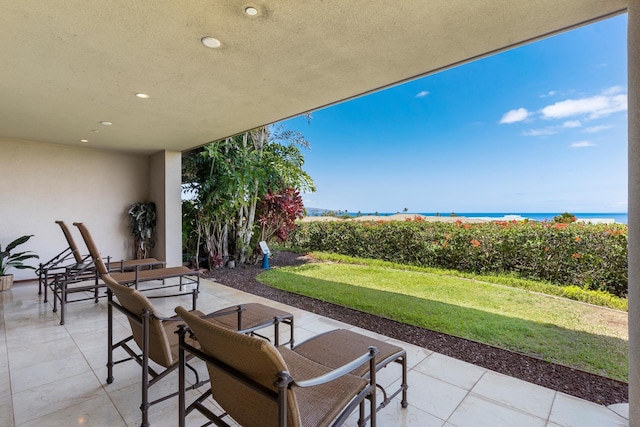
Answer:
[1,1,639,426]
[0,278,630,426]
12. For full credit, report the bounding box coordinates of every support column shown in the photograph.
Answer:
[629,2,640,426]
[149,150,183,267]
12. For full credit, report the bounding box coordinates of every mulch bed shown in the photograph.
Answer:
[203,251,628,406]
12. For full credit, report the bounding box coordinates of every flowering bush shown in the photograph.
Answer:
[284,220,628,297]
[553,212,577,223]
[256,188,304,243]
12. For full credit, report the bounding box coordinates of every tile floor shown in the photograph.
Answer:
[0,278,630,427]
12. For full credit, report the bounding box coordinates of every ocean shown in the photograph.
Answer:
[439,213,628,224]
[333,212,629,224]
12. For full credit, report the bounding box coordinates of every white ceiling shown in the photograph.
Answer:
[0,1,628,154]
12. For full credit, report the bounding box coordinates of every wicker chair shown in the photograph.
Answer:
[38,220,95,302]
[55,219,164,274]
[40,221,165,324]
[176,305,381,427]
[74,222,200,300]
[104,275,294,427]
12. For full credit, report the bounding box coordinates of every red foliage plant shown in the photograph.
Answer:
[257,188,305,243]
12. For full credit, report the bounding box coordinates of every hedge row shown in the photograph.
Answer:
[284,220,628,298]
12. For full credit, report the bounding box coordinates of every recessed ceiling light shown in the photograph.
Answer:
[135,93,150,99]
[201,37,221,48]
[100,121,113,126]
[80,139,89,143]
[245,6,258,16]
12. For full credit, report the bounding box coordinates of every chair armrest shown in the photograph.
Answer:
[200,305,245,319]
[292,346,378,388]
[64,261,97,280]
[35,247,75,273]
[155,306,237,323]
[146,290,197,301]
[155,309,204,322]
[154,314,187,322]
[67,262,93,272]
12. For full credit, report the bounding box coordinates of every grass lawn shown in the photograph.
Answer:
[258,258,628,381]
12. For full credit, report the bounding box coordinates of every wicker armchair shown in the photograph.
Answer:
[176,305,381,427]
[105,275,294,427]
[74,222,200,300]
[40,221,165,324]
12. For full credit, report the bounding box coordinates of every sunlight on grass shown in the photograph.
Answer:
[308,251,628,311]
[258,262,628,381]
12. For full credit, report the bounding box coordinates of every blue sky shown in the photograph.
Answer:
[281,14,628,214]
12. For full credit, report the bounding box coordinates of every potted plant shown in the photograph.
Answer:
[128,202,157,259]
[0,235,39,291]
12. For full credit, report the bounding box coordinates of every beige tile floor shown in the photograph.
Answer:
[0,278,629,427]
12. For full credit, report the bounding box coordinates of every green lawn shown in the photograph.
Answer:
[258,259,628,381]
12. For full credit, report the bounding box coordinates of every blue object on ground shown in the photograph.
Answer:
[262,254,270,269]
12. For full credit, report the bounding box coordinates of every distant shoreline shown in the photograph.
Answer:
[302,212,628,224]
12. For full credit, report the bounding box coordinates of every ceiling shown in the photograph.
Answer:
[0,1,628,154]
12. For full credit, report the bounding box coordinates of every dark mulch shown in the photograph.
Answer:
[204,251,628,406]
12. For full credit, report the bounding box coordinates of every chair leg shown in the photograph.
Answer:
[193,276,200,310]
[51,277,57,312]
[59,278,66,325]
[140,310,151,427]
[94,273,99,303]
[43,271,49,303]
[106,291,115,384]
[178,327,187,427]
[370,355,377,427]
[401,356,408,408]
[287,317,295,348]
[358,401,366,427]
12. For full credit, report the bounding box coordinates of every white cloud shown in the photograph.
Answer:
[585,125,612,133]
[522,128,556,137]
[570,141,596,148]
[415,91,430,98]
[500,108,529,124]
[540,90,557,98]
[603,86,625,96]
[541,87,627,120]
[562,120,582,128]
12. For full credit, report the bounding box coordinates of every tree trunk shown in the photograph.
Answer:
[237,128,266,264]
[238,180,259,264]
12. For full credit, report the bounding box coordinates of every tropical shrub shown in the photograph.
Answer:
[553,212,577,223]
[0,235,39,276]
[128,202,157,259]
[256,188,305,244]
[284,220,628,298]
[182,125,315,268]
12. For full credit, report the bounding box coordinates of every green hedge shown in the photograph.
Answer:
[284,220,628,298]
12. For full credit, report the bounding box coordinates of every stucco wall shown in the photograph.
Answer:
[0,138,150,280]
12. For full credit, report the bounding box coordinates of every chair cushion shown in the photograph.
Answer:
[293,329,404,377]
[209,302,292,331]
[176,306,302,426]
[279,347,368,427]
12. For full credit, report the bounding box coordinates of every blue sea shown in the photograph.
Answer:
[334,212,628,224]
[438,213,628,224]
